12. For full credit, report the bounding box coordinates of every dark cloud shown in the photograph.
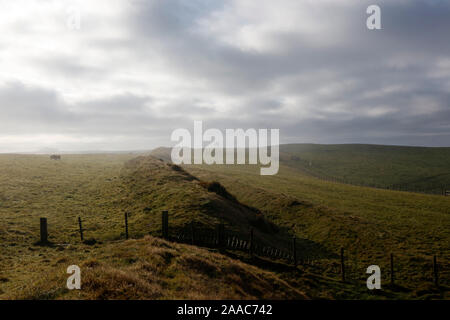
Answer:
[0,0,449,151]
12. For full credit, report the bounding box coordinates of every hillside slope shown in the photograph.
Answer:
[182,164,450,298]
[1,153,448,299]
[280,144,450,193]
[148,145,450,297]
[4,236,307,300]
[119,156,287,247]
[0,154,307,299]
[150,144,450,193]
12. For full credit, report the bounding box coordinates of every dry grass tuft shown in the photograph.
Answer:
[5,236,307,300]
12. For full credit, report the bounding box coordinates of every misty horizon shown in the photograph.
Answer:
[1,0,450,152]
[3,141,450,156]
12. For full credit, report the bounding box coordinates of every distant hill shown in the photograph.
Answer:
[150,146,172,162]
[279,144,450,193]
[150,144,450,194]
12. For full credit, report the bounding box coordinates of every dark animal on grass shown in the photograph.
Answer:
[50,155,61,160]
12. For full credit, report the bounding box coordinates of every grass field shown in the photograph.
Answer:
[184,162,450,298]
[0,147,449,299]
[0,154,303,299]
[5,236,307,300]
[280,144,450,193]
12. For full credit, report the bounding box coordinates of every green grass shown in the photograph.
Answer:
[1,149,449,299]
[0,153,136,244]
[118,156,286,245]
[183,163,450,298]
[0,154,302,299]
[280,144,450,193]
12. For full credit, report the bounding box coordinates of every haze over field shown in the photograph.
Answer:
[1,0,450,303]
[0,0,450,152]
[0,151,448,299]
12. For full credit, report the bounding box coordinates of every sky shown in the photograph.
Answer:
[0,0,449,152]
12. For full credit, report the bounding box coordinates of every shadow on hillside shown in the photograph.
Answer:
[171,224,336,263]
[294,237,338,260]
[124,156,337,262]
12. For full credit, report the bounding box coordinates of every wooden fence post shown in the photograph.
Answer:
[390,253,394,286]
[249,228,254,256]
[40,218,48,243]
[78,217,84,241]
[433,255,439,287]
[292,237,297,267]
[162,211,168,239]
[124,212,129,240]
[216,223,224,248]
[190,222,195,245]
[340,248,345,282]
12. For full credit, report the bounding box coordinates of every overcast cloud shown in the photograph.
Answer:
[0,0,449,152]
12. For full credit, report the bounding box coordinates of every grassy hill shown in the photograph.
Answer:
[1,149,449,299]
[150,144,450,193]
[280,144,450,193]
[0,154,306,299]
[119,156,283,245]
[182,162,450,298]
[0,154,278,245]
[6,236,306,300]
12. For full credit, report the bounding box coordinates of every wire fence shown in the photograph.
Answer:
[31,211,449,289]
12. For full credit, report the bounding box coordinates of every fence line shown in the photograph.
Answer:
[78,217,83,241]
[31,213,446,288]
[172,226,295,264]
